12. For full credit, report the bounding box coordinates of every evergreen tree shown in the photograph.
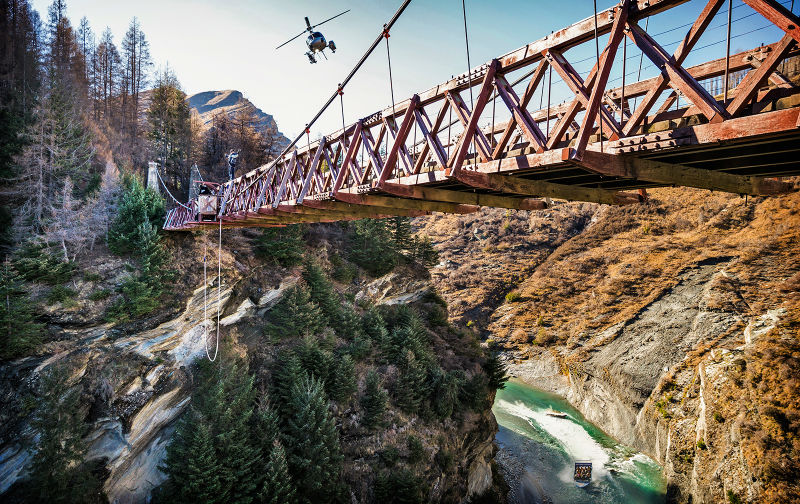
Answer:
[296,334,333,385]
[361,370,388,430]
[0,261,43,359]
[301,260,340,326]
[283,375,343,504]
[107,174,165,255]
[270,349,306,422]
[374,469,424,504]
[432,369,463,419]
[391,216,412,254]
[328,354,356,404]
[361,306,388,345]
[264,284,324,340]
[254,225,305,267]
[259,439,296,504]
[461,373,490,412]
[483,352,509,390]
[160,410,223,504]
[348,219,397,277]
[27,363,103,503]
[338,302,363,341]
[210,367,260,504]
[395,351,426,415]
[412,236,439,269]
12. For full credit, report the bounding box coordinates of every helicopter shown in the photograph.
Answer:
[275,10,350,64]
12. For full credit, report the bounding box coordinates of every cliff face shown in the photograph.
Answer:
[420,184,800,503]
[0,228,499,503]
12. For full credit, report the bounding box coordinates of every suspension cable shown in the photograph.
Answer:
[723,0,733,103]
[461,0,478,168]
[154,164,191,210]
[632,16,649,111]
[593,0,603,153]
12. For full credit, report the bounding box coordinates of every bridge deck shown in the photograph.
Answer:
[165,0,800,231]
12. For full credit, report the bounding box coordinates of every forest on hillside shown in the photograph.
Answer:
[0,2,508,503]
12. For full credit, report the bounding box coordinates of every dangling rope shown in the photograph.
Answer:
[204,229,220,362]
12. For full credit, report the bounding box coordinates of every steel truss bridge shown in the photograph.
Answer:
[164,0,800,231]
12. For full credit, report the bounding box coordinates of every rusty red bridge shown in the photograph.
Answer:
[164,0,800,231]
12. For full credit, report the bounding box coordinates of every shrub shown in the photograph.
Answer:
[435,449,455,472]
[46,285,77,305]
[407,436,424,465]
[505,291,522,303]
[727,490,743,504]
[330,255,356,283]
[83,272,102,283]
[13,243,75,284]
[380,446,400,468]
[713,411,725,423]
[88,289,112,301]
[697,440,707,450]
[535,327,555,345]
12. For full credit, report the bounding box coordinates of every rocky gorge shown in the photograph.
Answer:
[421,184,800,503]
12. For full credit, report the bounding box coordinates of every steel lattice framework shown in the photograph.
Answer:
[165,0,800,230]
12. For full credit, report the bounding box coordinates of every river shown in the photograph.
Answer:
[493,379,666,504]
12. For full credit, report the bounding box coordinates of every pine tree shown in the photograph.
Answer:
[328,354,356,404]
[301,260,340,326]
[271,349,306,422]
[391,216,412,254]
[361,370,388,430]
[254,225,305,267]
[27,363,103,503]
[338,302,363,341]
[348,219,398,277]
[0,262,43,359]
[258,439,296,504]
[361,306,388,345]
[160,410,223,504]
[264,284,324,340]
[210,367,261,504]
[283,375,343,504]
[395,351,426,415]
[433,369,464,420]
[296,335,333,385]
[483,352,509,390]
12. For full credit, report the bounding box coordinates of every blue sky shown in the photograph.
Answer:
[31,0,794,141]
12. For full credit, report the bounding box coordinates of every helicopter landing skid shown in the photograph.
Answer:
[306,51,317,64]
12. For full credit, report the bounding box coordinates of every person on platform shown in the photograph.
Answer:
[227,149,240,180]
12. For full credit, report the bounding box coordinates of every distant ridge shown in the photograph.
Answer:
[186,89,289,147]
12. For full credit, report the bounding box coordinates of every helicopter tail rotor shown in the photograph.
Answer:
[328,40,336,53]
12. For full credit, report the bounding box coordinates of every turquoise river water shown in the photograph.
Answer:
[493,380,667,504]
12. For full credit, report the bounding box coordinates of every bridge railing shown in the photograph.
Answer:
[166,0,800,230]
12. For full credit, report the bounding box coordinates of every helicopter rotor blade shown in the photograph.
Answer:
[311,9,350,29]
[275,29,308,50]
[304,16,312,30]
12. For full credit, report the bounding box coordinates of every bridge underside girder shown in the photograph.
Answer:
[164,0,800,231]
